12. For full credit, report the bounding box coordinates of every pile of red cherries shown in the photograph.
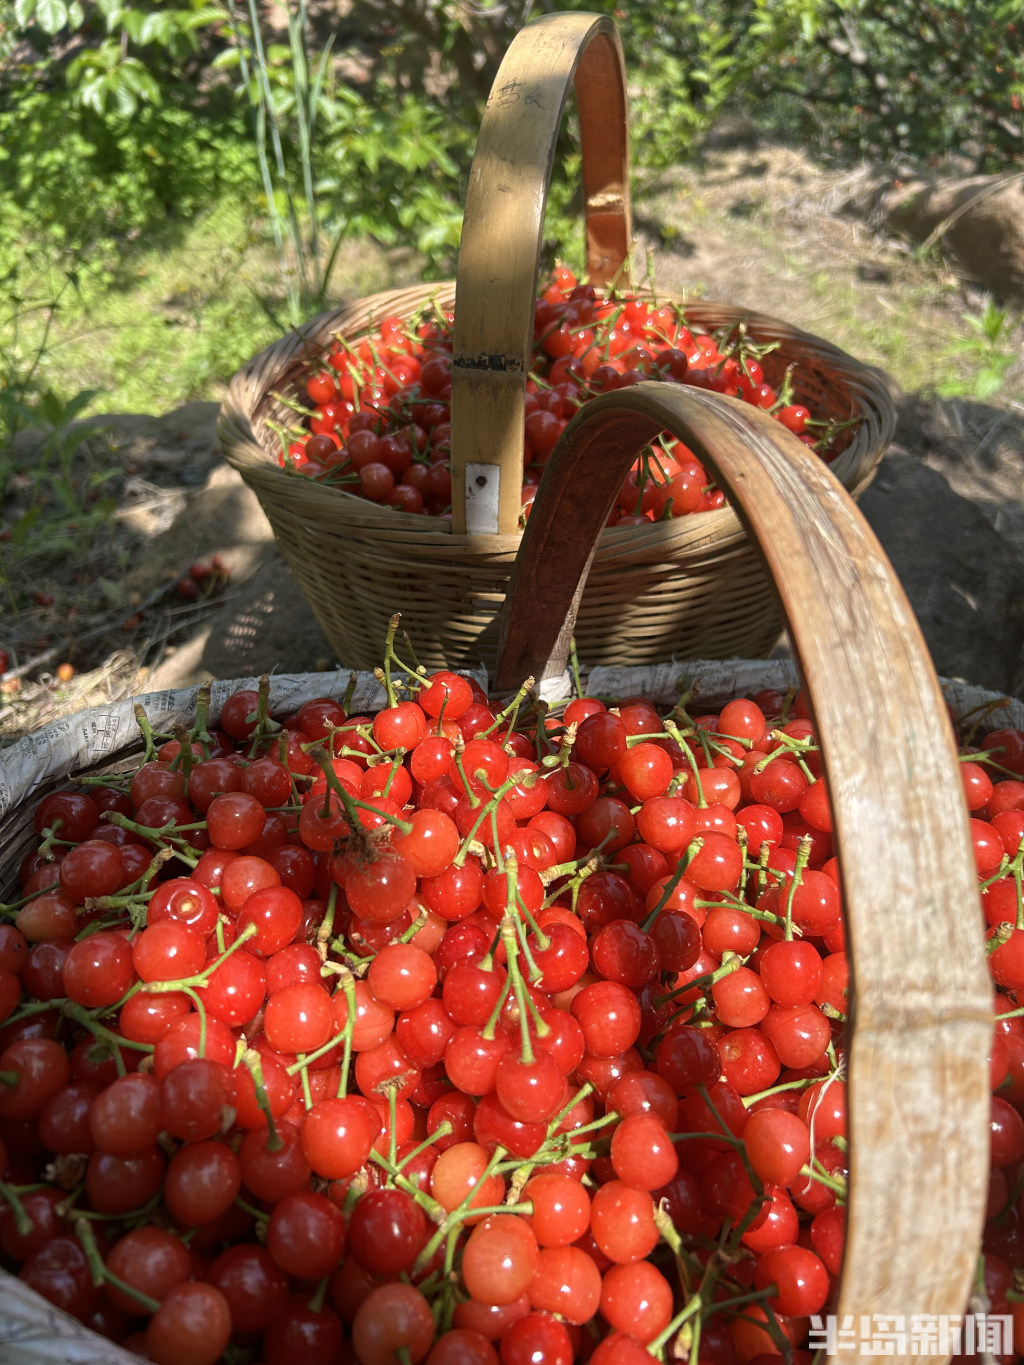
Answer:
[279,267,848,526]
[1,649,1023,1365]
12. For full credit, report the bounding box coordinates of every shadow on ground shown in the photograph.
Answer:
[143,393,1024,699]
[3,385,1023,746]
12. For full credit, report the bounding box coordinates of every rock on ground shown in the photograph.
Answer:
[885,174,1024,300]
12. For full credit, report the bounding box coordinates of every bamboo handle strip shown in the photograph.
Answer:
[450,11,632,536]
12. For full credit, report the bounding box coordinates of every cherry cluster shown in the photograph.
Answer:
[279,268,847,526]
[2,642,1024,1365]
[175,556,232,603]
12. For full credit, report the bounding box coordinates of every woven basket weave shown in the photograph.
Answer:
[219,11,895,673]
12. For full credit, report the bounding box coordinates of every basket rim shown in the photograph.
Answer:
[3,661,1019,825]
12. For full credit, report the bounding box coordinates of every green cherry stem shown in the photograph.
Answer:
[663,719,709,805]
[740,1075,819,1108]
[132,702,161,765]
[642,839,705,934]
[395,1121,453,1179]
[308,746,413,838]
[451,772,529,867]
[102,809,207,849]
[168,725,195,779]
[798,1159,847,1198]
[648,1292,706,1357]
[480,676,536,741]
[307,1274,329,1315]
[412,1144,509,1276]
[0,883,60,916]
[241,1049,283,1152]
[63,1004,153,1070]
[235,1191,270,1223]
[368,1147,447,1224]
[127,923,259,1002]
[0,1180,36,1237]
[334,966,358,1098]
[782,837,813,941]
[704,1285,780,1321]
[480,970,514,1043]
[243,675,283,759]
[316,884,339,954]
[375,612,402,708]
[189,683,215,757]
[75,1216,160,1312]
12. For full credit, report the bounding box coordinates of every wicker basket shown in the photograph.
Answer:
[218,11,896,674]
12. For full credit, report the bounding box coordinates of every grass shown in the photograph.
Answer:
[6,154,1024,431]
[5,200,425,418]
[727,216,1019,399]
[642,154,1024,405]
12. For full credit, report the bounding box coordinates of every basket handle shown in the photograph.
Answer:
[449,11,631,537]
[494,381,992,1363]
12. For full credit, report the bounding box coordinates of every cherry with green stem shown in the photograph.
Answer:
[0,1179,42,1239]
[61,1003,153,1076]
[780,837,814,941]
[307,745,413,840]
[101,809,207,858]
[412,1143,509,1278]
[479,675,537,743]
[0,883,60,917]
[641,838,705,934]
[75,1216,161,1314]
[240,1049,283,1153]
[498,913,551,1068]
[317,961,357,1098]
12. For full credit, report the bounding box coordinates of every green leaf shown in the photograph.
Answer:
[79,80,105,115]
[120,8,144,41]
[12,507,42,546]
[114,80,139,118]
[0,395,42,428]
[59,389,101,424]
[38,388,66,427]
[982,302,1012,345]
[34,0,69,34]
[186,6,224,28]
[138,12,172,45]
[14,0,39,26]
[974,370,1006,400]
[96,577,127,608]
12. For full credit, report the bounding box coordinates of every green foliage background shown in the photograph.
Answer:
[4,0,1021,268]
[0,0,1021,419]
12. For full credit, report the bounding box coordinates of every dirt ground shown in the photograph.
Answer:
[2,140,1023,743]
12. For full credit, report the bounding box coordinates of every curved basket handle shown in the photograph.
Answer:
[496,382,992,1365]
[450,11,631,537]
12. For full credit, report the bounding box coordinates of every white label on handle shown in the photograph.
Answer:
[464,463,501,536]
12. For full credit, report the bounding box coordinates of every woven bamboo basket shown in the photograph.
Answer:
[218,10,896,674]
[0,381,1014,1365]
